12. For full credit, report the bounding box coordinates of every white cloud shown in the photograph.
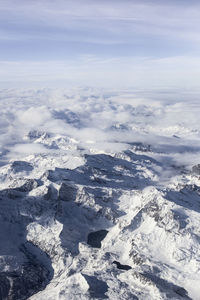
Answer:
[18,106,52,127]
[1,1,200,89]
[1,0,200,45]
[0,88,200,166]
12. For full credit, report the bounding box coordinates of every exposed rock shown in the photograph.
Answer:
[58,181,77,202]
[113,261,132,270]
[11,161,33,173]
[15,179,39,192]
[26,130,50,141]
[0,179,39,200]
[175,287,189,297]
[43,185,58,201]
[87,230,108,248]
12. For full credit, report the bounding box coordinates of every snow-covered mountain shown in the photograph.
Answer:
[0,88,200,300]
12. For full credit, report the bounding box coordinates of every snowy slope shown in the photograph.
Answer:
[0,88,200,300]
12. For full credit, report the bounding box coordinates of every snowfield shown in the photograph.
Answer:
[0,88,200,300]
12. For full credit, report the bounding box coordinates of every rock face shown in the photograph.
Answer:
[58,181,77,202]
[0,262,51,300]
[15,179,39,192]
[113,261,132,270]
[11,161,33,173]
[87,230,108,248]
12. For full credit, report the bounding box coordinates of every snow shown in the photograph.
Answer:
[0,87,200,299]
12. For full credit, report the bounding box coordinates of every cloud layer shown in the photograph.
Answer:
[0,88,200,169]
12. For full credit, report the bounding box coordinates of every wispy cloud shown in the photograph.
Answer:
[1,0,200,46]
[1,0,200,87]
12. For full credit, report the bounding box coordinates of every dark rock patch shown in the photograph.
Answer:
[44,184,58,201]
[113,261,132,270]
[11,161,33,173]
[87,230,108,248]
[0,179,39,200]
[58,181,77,202]
[15,179,39,193]
[27,130,50,141]
[175,287,190,297]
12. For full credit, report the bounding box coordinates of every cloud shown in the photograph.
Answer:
[0,88,200,166]
[1,1,200,88]
[17,106,52,127]
[1,0,200,47]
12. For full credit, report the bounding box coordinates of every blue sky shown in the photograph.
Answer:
[1,0,200,88]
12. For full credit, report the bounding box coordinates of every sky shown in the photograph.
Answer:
[1,0,200,88]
